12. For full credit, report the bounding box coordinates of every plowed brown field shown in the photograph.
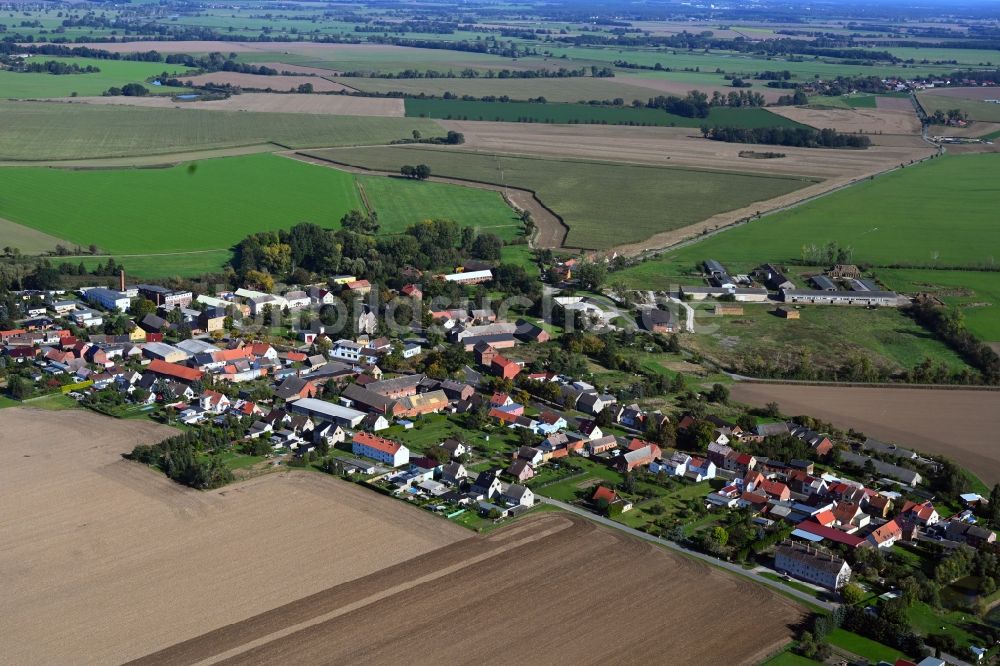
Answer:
[731,384,1000,483]
[129,513,801,666]
[0,408,466,665]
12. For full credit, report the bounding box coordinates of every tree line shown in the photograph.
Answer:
[700,125,872,149]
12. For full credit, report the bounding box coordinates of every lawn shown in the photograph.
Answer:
[304,146,814,250]
[758,572,823,599]
[683,303,974,379]
[0,100,444,161]
[0,56,195,99]
[880,268,1000,343]
[0,153,520,277]
[0,396,20,409]
[907,601,991,652]
[637,153,1000,269]
[405,98,804,129]
[826,629,907,663]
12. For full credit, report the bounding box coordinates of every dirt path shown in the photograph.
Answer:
[283,151,569,248]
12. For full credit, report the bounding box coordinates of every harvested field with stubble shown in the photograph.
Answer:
[731,384,1000,484]
[617,73,786,103]
[179,72,350,92]
[769,106,922,135]
[129,513,802,666]
[442,121,933,178]
[0,408,468,666]
[52,93,404,117]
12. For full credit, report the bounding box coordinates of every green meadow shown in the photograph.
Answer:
[405,98,803,129]
[0,56,194,99]
[0,153,522,277]
[880,268,1000,342]
[620,153,999,275]
[305,146,814,250]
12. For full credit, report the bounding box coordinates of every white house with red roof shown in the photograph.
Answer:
[352,432,409,467]
[900,500,940,527]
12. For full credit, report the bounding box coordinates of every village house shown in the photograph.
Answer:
[616,444,662,473]
[352,432,409,468]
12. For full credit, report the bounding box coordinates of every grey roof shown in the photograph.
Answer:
[175,339,221,356]
[704,259,726,275]
[783,289,898,299]
[503,484,530,500]
[342,382,397,413]
[288,397,365,424]
[809,275,838,291]
[862,438,916,460]
[775,541,848,575]
[367,374,424,396]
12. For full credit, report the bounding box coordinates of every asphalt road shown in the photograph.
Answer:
[539,496,838,612]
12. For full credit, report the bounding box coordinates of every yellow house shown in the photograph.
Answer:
[127,322,146,342]
[331,275,358,286]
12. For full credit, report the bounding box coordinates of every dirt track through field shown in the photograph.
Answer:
[130,513,802,666]
[731,384,1000,483]
[285,151,568,248]
[0,408,466,665]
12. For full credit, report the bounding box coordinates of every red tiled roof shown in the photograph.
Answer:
[813,510,837,526]
[489,407,519,424]
[868,519,902,545]
[352,431,401,455]
[760,480,789,497]
[736,453,754,465]
[213,347,253,363]
[148,359,203,382]
[346,280,371,290]
[285,351,307,362]
[592,486,617,503]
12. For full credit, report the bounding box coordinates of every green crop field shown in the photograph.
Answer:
[684,303,973,379]
[0,100,444,161]
[339,76,660,104]
[356,175,522,238]
[405,98,803,128]
[886,47,1000,66]
[0,56,194,99]
[306,145,814,249]
[880,268,1000,342]
[237,48,559,75]
[627,154,999,274]
[919,93,1000,122]
[0,153,520,277]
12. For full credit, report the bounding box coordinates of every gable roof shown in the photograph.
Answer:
[147,359,203,382]
[352,431,402,455]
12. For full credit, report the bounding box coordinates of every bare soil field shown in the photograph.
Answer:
[49,93,404,117]
[0,408,466,665]
[129,513,802,666]
[769,106,922,135]
[731,384,1000,484]
[0,215,71,253]
[876,96,916,111]
[179,72,350,92]
[441,121,933,179]
[920,87,1000,101]
[618,74,786,103]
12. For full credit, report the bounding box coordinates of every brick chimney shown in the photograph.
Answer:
[119,269,126,292]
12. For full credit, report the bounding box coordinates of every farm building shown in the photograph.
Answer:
[754,264,795,291]
[289,397,366,428]
[809,275,838,291]
[680,286,768,302]
[776,306,800,319]
[782,289,899,307]
[442,270,493,285]
[827,265,861,279]
[641,308,675,333]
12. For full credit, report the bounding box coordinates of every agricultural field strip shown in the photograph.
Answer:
[35,94,406,118]
[0,100,442,161]
[440,121,932,179]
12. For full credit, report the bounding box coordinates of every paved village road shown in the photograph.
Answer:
[539,497,838,612]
